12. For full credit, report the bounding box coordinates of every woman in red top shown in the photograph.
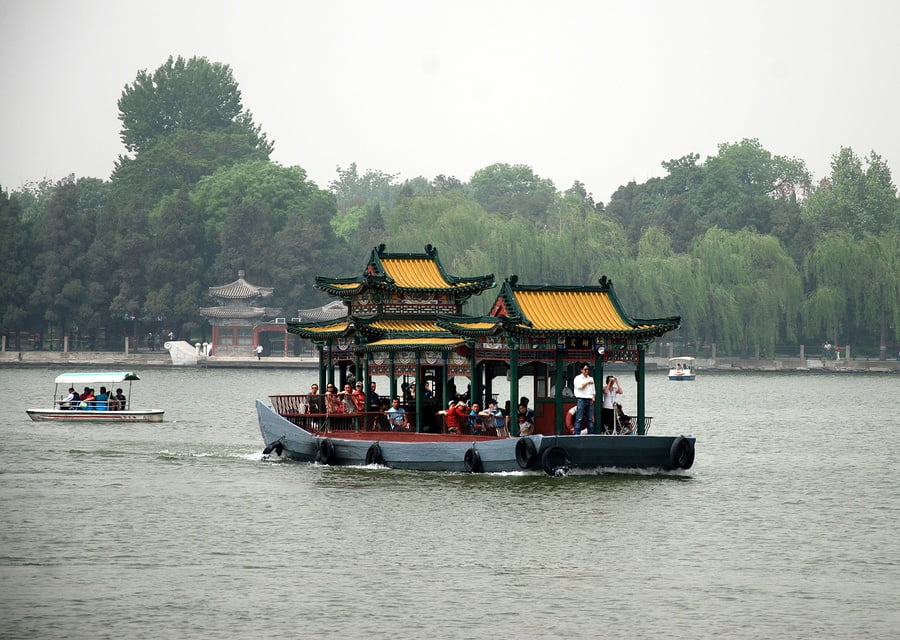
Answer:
[440,400,469,434]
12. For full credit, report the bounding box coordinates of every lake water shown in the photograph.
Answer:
[1,366,898,639]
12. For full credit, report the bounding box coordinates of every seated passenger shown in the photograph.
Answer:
[60,387,79,410]
[79,387,95,410]
[95,386,109,411]
[112,388,126,411]
[615,403,635,434]
[386,397,411,431]
[340,384,357,413]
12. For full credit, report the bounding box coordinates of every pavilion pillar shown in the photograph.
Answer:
[637,348,647,435]
[389,352,397,400]
[509,341,519,436]
[317,344,326,391]
[414,357,423,433]
[554,350,565,434]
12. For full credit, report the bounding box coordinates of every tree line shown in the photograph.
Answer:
[1,55,898,357]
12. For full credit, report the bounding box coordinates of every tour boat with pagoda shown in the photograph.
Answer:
[257,244,695,474]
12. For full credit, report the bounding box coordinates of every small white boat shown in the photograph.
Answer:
[26,372,164,422]
[668,357,696,381]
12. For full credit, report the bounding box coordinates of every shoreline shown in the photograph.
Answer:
[1,351,898,373]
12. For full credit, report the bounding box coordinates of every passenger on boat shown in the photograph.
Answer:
[112,388,126,411]
[307,384,325,413]
[95,387,110,411]
[79,387,95,410]
[367,381,381,412]
[60,387,80,410]
[324,391,345,414]
[615,403,635,434]
[422,382,434,399]
[351,382,366,412]
[479,399,506,434]
[439,400,468,434]
[601,376,624,433]
[573,365,596,434]
[468,403,485,435]
[517,409,535,436]
[386,398,411,431]
[340,384,357,413]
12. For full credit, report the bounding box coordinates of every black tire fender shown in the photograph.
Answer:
[515,437,538,469]
[463,447,483,473]
[365,442,384,466]
[541,446,569,476]
[668,436,695,470]
[316,438,336,465]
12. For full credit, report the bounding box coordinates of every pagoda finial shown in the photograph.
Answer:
[238,269,246,279]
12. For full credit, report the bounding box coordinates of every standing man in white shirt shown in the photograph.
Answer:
[572,364,596,435]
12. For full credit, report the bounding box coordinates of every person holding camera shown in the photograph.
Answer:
[601,376,624,433]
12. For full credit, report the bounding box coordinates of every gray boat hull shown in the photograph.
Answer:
[257,400,694,474]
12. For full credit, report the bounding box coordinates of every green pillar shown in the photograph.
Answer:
[326,340,334,387]
[389,352,397,400]
[414,358,423,433]
[509,340,519,436]
[468,341,478,405]
[317,343,326,391]
[637,348,647,435]
[554,350,565,434]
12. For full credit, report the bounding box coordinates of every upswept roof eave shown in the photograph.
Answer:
[434,314,503,337]
[369,244,495,293]
[285,318,353,339]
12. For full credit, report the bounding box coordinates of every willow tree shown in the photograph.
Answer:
[803,231,899,356]
[690,228,801,356]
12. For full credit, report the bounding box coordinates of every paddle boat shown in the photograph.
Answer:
[26,371,164,422]
[668,357,696,381]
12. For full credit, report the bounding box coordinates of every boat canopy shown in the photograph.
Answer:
[54,372,141,384]
[668,357,695,363]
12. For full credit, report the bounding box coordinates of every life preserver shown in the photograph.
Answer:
[365,442,384,466]
[668,436,695,470]
[541,446,569,476]
[515,437,538,469]
[463,447,483,473]
[316,438,336,465]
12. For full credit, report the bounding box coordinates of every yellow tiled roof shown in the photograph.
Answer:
[369,319,444,332]
[364,337,464,348]
[381,258,474,289]
[298,321,350,334]
[515,290,632,331]
[329,282,360,291]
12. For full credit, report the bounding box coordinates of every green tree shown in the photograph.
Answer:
[118,55,271,156]
[690,227,801,356]
[0,187,34,336]
[469,163,557,220]
[190,160,321,236]
[803,148,899,238]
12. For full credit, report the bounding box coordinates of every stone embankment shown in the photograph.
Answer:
[1,350,897,373]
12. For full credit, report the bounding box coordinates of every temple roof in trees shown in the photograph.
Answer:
[436,275,681,340]
[207,270,274,300]
[314,244,495,297]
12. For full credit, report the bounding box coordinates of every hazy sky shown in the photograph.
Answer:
[2,0,898,203]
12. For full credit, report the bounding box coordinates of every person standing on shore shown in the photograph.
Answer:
[573,364,595,434]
